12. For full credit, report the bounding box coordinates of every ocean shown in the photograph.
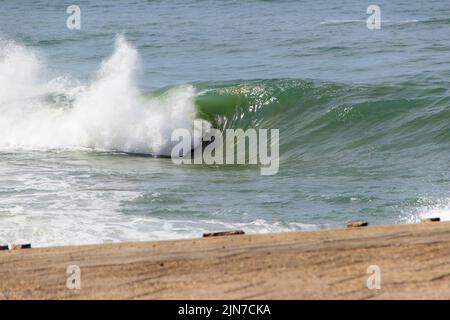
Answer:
[1,0,450,247]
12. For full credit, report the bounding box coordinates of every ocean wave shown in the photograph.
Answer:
[1,36,449,163]
[193,78,450,162]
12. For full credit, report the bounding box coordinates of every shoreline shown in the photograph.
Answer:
[1,221,450,299]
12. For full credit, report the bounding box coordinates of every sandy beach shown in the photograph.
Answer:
[1,221,449,300]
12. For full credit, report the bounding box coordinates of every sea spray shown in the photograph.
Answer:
[0,36,201,155]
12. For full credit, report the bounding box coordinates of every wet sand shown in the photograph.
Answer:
[1,221,449,299]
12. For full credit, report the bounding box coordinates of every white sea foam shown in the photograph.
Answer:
[401,198,450,223]
[0,36,201,155]
[418,203,450,222]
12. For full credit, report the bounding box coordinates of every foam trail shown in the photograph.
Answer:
[0,36,200,155]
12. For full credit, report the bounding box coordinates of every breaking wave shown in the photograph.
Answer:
[0,35,201,156]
